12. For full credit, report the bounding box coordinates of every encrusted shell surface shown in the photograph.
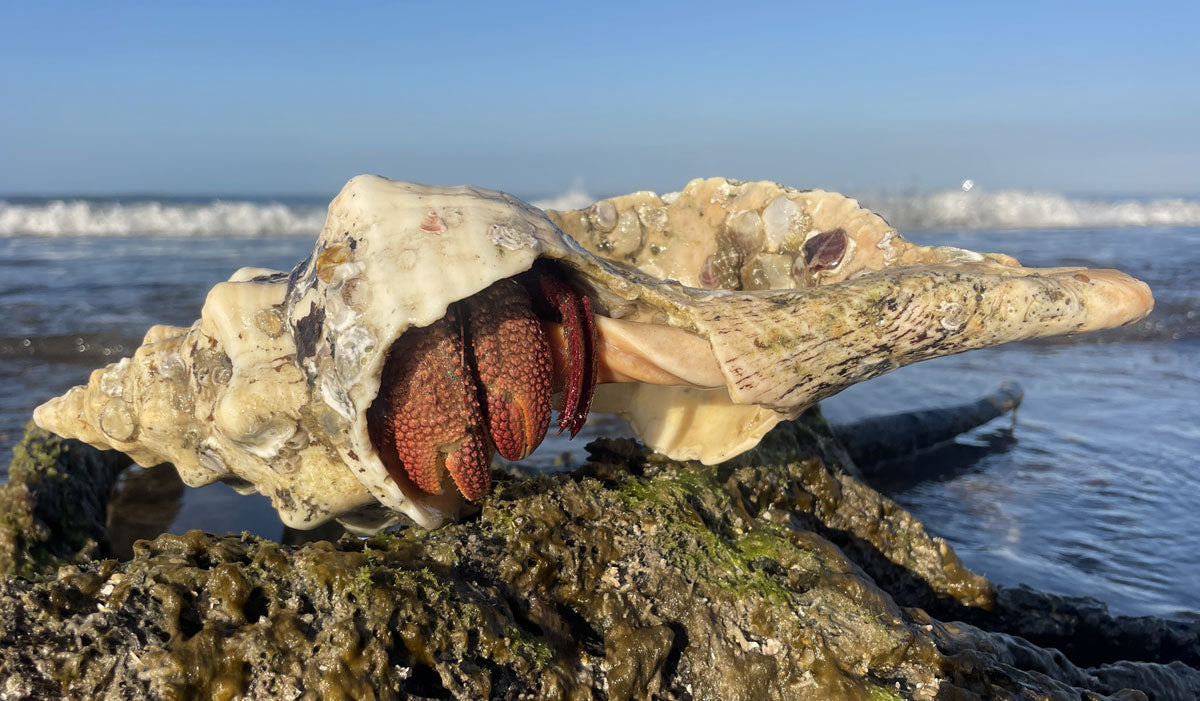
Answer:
[34,176,1153,529]
[541,178,1031,464]
[546,177,1019,291]
[36,177,563,528]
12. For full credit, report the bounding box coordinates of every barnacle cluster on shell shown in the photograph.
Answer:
[548,179,1018,296]
[34,176,1153,529]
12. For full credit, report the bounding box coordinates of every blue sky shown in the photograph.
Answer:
[1,1,1197,197]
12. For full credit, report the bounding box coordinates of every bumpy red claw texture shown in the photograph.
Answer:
[366,266,598,502]
[466,280,553,462]
[365,306,493,500]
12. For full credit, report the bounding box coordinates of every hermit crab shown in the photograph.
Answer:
[34,176,1153,529]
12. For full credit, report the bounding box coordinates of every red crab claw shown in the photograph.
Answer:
[367,264,600,503]
[464,280,554,461]
[366,306,493,501]
[530,264,599,438]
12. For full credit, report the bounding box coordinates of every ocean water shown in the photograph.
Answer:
[1,189,1196,617]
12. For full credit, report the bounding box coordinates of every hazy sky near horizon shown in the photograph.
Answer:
[2,1,1197,197]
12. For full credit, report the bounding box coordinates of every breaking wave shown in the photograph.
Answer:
[0,199,326,237]
[860,190,1200,231]
[530,186,1200,232]
[530,184,598,213]
[3,188,1199,237]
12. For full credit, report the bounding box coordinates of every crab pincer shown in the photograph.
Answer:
[529,264,599,437]
[365,306,493,500]
[465,279,554,461]
[366,266,599,502]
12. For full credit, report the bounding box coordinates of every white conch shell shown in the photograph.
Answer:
[34,176,1153,529]
[545,178,1152,464]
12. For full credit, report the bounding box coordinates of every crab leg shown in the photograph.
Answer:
[365,306,493,500]
[464,280,553,461]
[536,270,599,437]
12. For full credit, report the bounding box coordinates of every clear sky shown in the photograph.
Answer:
[1,1,1197,197]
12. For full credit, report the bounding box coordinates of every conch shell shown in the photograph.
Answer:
[34,176,1153,529]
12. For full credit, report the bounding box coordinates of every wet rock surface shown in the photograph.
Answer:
[0,422,131,580]
[1,415,1198,699]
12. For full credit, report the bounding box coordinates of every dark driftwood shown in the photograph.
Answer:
[833,382,1023,479]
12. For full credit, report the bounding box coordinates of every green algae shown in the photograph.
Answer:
[0,422,131,579]
[866,683,905,701]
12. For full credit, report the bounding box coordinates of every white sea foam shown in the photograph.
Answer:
[532,185,1200,231]
[0,199,326,237]
[861,190,1200,231]
[3,188,1199,237]
[531,184,597,212]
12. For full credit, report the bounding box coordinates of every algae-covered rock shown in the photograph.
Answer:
[0,422,130,579]
[2,412,1198,699]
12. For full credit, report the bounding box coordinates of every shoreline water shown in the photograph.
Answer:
[4,188,1200,237]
